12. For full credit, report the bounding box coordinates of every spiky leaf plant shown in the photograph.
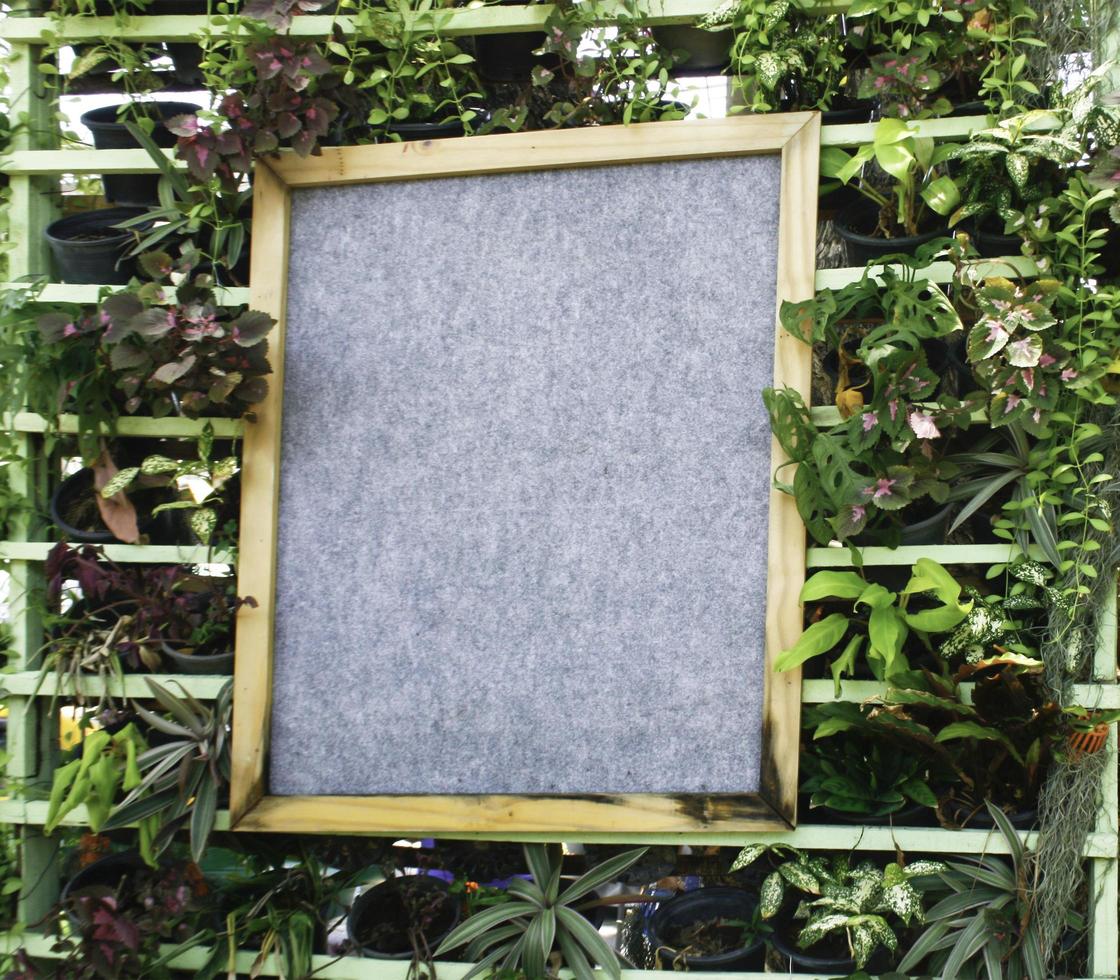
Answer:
[434,843,647,980]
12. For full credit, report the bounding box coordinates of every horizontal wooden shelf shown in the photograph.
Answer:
[0,257,1031,311]
[0,542,232,563]
[0,932,814,980]
[7,672,1112,707]
[807,542,1033,567]
[2,671,230,698]
[0,0,852,44]
[1,116,995,178]
[0,798,1111,854]
[5,411,246,437]
[801,679,1120,708]
[0,282,249,305]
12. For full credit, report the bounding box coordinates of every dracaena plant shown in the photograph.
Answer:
[99,424,238,545]
[435,844,648,980]
[698,0,846,113]
[897,801,1053,980]
[102,678,232,865]
[774,558,971,692]
[37,252,274,419]
[730,845,943,970]
[941,110,1084,232]
[821,118,960,238]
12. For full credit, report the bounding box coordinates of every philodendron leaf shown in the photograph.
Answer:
[773,614,849,672]
[921,174,960,216]
[799,570,867,602]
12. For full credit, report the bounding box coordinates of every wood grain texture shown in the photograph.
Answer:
[758,114,817,826]
[265,115,815,187]
[230,158,291,826]
[234,793,790,834]
[230,115,821,835]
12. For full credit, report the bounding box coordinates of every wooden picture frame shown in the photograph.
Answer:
[231,115,819,836]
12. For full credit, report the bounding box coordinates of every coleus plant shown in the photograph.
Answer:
[170,34,339,185]
[965,276,1065,436]
[774,557,971,692]
[37,250,274,419]
[729,845,943,970]
[857,48,947,119]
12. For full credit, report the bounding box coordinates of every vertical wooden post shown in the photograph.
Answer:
[5,4,60,924]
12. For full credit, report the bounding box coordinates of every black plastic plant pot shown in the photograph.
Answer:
[815,800,933,827]
[160,641,234,676]
[834,201,948,268]
[61,850,149,928]
[821,98,876,126]
[49,467,179,544]
[473,28,556,83]
[385,119,468,141]
[44,207,149,285]
[971,216,1024,259]
[942,798,1038,830]
[647,887,765,972]
[347,875,459,959]
[651,25,731,74]
[769,920,892,975]
[81,101,200,205]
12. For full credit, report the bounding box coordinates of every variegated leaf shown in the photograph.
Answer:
[100,467,140,499]
[780,862,821,894]
[797,913,851,949]
[730,843,768,872]
[760,870,784,919]
[140,455,181,476]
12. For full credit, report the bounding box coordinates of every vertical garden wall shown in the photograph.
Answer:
[0,0,1119,976]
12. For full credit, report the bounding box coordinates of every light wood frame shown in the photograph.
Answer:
[231,115,819,835]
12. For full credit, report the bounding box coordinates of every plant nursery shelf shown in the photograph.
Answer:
[0,799,1111,855]
[0,282,249,305]
[807,542,1041,567]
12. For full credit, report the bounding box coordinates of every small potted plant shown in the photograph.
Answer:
[646,885,767,972]
[799,724,937,825]
[347,874,460,961]
[43,207,150,285]
[731,845,942,974]
[822,118,960,264]
[773,558,971,692]
[80,100,201,206]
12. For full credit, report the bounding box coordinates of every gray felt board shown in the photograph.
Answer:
[268,153,781,797]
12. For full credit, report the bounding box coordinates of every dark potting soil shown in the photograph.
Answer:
[659,915,756,958]
[65,230,127,243]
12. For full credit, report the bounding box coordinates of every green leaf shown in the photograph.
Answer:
[555,906,619,979]
[800,570,867,601]
[435,902,539,955]
[100,467,140,499]
[922,175,960,216]
[774,614,849,672]
[760,870,784,918]
[559,846,647,905]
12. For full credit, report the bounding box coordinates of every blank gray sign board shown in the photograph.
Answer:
[269,155,780,797]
